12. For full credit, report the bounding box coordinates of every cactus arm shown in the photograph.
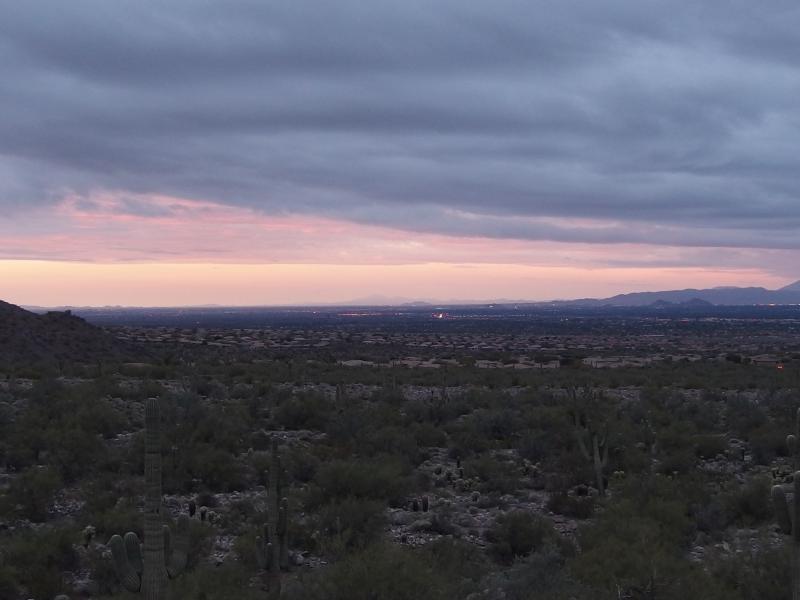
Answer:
[278,497,289,570]
[268,437,281,567]
[255,531,269,570]
[124,531,144,576]
[167,514,190,578]
[591,435,606,496]
[267,542,281,599]
[793,471,800,600]
[773,485,792,534]
[796,407,800,439]
[572,415,591,460]
[253,437,291,594]
[266,542,282,600]
[109,533,142,593]
[794,473,800,545]
[163,525,172,565]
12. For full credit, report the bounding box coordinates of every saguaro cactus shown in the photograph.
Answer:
[255,437,290,598]
[774,413,800,600]
[788,408,800,471]
[108,398,190,599]
[569,387,610,496]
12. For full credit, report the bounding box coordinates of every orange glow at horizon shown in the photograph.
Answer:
[0,193,794,307]
[0,260,786,307]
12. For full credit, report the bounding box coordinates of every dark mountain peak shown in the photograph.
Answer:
[0,299,28,316]
[552,283,800,307]
[0,299,142,366]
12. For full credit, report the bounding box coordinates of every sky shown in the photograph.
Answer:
[1,1,799,306]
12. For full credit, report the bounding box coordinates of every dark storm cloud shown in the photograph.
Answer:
[2,0,800,248]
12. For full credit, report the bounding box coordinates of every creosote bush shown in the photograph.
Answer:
[485,511,558,565]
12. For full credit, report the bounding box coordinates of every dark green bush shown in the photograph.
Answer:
[308,456,412,508]
[485,511,557,564]
[287,543,460,600]
[6,465,62,522]
[315,497,387,552]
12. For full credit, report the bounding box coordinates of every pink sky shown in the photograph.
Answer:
[0,193,793,306]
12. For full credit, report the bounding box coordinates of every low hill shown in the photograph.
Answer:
[550,284,800,307]
[0,300,143,366]
[780,280,800,292]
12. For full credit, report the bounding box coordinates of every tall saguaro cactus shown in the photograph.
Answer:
[788,408,800,471]
[774,474,800,600]
[775,409,800,600]
[569,386,611,496]
[255,437,290,598]
[574,416,609,496]
[108,398,190,599]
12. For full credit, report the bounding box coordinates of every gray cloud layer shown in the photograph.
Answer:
[2,1,800,249]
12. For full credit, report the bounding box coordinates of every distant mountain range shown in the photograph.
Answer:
[16,280,800,312]
[0,300,142,366]
[546,280,800,308]
[340,281,800,308]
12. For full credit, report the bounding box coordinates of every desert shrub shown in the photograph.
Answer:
[707,543,790,600]
[186,444,246,492]
[474,408,520,440]
[315,497,387,552]
[691,496,729,534]
[284,446,322,483]
[682,395,723,432]
[286,543,460,600]
[693,434,728,459]
[496,542,590,600]
[725,396,767,437]
[518,428,556,462]
[447,427,491,457]
[657,448,696,476]
[724,475,772,526]
[423,537,488,585]
[411,422,447,447]
[196,491,218,508]
[572,521,728,600]
[546,492,596,519]
[404,395,471,427]
[4,382,120,480]
[274,392,331,430]
[307,456,412,508]
[4,525,79,599]
[749,422,789,465]
[571,474,707,597]
[5,465,62,522]
[424,512,459,536]
[361,425,423,464]
[485,511,557,564]
[169,560,264,600]
[0,566,16,600]
[464,454,521,495]
[190,377,227,399]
